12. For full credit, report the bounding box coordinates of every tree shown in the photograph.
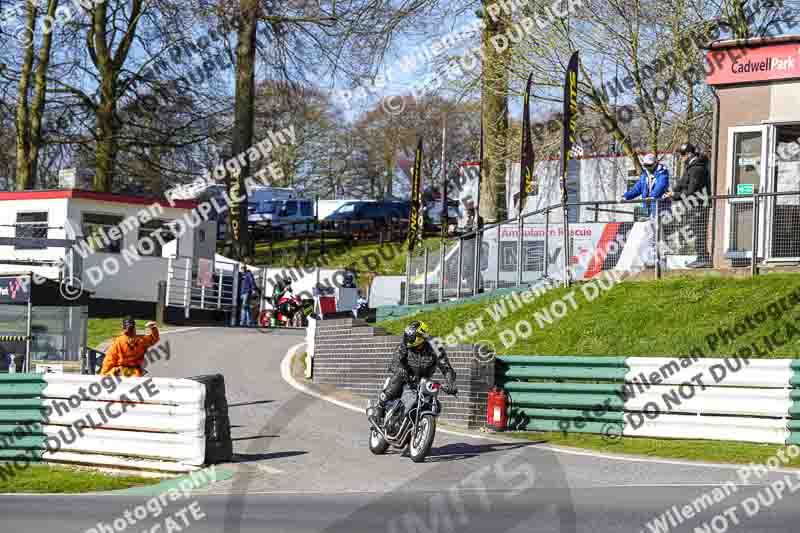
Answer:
[14,0,59,190]
[208,0,442,259]
[479,4,510,223]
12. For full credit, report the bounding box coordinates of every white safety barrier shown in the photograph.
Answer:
[40,374,206,472]
[626,413,790,444]
[622,358,796,444]
[626,358,794,388]
[305,317,316,379]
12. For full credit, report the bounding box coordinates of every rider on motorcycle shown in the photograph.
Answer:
[271,278,288,308]
[371,321,458,424]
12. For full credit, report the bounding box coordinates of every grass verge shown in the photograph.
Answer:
[379,274,800,357]
[253,237,441,276]
[514,431,800,467]
[0,464,161,493]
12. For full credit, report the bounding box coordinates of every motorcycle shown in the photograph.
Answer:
[276,291,306,328]
[366,378,454,463]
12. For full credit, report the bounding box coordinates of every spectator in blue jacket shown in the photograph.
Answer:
[239,265,257,326]
[623,153,670,218]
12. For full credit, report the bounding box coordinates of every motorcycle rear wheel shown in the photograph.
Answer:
[409,415,436,463]
[369,429,389,455]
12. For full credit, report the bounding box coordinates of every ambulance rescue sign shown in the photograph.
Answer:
[706,42,800,86]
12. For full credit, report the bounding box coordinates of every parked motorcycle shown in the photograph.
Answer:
[366,378,455,463]
[277,292,306,328]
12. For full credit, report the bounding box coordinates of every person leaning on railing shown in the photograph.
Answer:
[100,317,160,377]
[665,143,712,268]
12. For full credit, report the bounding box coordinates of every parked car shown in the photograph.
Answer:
[424,200,460,234]
[324,201,409,238]
[249,198,316,239]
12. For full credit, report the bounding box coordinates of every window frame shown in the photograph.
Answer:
[136,219,178,257]
[14,211,49,250]
[81,212,125,254]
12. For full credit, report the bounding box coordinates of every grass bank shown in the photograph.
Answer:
[516,431,800,467]
[253,237,441,276]
[0,464,161,493]
[379,274,800,357]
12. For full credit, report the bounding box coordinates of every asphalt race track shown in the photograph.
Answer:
[2,327,799,533]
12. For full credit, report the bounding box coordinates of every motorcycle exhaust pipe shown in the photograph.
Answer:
[368,418,390,441]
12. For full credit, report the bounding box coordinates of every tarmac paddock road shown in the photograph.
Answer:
[2,327,799,533]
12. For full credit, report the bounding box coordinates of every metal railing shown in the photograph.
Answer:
[403,190,800,306]
[165,256,239,321]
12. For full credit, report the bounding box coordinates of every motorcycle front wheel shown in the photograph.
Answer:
[409,414,436,463]
[369,429,389,455]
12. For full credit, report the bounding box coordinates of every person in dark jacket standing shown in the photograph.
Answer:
[239,265,257,326]
[668,143,712,268]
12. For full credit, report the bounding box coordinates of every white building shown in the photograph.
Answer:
[0,190,216,314]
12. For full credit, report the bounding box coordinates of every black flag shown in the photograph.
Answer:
[407,137,424,252]
[559,51,579,286]
[519,72,535,215]
[560,52,579,206]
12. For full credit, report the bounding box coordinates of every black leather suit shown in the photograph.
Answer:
[379,341,457,407]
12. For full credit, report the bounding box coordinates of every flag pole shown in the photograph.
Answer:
[441,113,448,243]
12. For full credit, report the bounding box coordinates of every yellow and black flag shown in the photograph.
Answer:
[560,51,579,207]
[519,72,536,215]
[407,137,424,252]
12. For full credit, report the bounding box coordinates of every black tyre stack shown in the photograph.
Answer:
[187,374,233,464]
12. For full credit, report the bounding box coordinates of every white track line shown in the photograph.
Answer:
[160,326,218,335]
[281,342,800,475]
[254,464,285,475]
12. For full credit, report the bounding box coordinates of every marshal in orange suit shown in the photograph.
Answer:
[100,317,160,377]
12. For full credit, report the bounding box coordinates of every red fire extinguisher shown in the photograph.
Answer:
[487,386,508,431]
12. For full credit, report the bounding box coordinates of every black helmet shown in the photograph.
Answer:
[403,321,430,349]
[678,143,696,156]
[122,316,135,330]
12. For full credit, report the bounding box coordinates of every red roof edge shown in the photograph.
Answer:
[0,189,198,209]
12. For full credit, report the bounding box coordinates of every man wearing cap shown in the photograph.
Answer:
[100,317,160,377]
[623,153,671,218]
[666,143,712,268]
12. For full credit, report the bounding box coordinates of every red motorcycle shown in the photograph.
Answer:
[276,291,306,328]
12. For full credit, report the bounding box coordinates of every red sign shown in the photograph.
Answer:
[706,43,800,85]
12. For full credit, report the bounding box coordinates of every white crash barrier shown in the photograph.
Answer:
[624,385,792,418]
[626,358,794,388]
[40,374,206,471]
[624,413,789,444]
[621,358,796,444]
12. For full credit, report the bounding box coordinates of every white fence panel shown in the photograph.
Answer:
[44,426,205,465]
[626,358,793,388]
[41,374,207,471]
[624,385,792,417]
[42,400,205,434]
[624,413,789,444]
[43,375,206,406]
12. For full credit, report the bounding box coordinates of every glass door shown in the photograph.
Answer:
[765,124,800,261]
[725,126,770,258]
